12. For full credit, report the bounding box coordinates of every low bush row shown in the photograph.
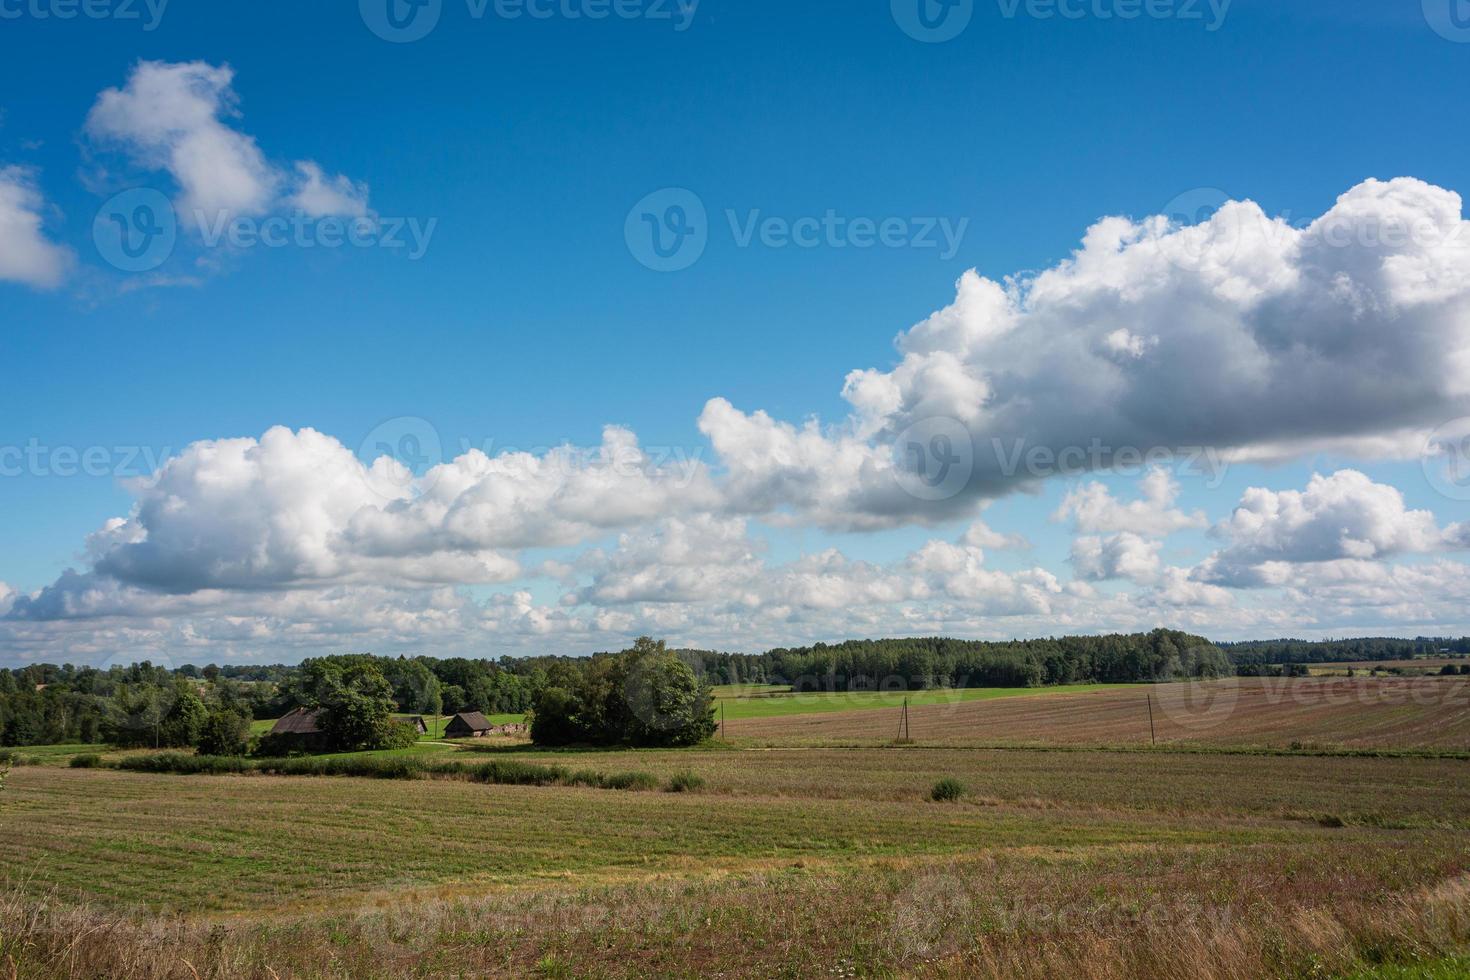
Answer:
[102,752,696,793]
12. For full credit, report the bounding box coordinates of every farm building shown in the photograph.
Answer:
[268,707,330,752]
[444,711,493,738]
[406,716,428,734]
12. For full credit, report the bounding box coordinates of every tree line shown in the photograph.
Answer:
[1222,636,1470,666]
[676,629,1230,691]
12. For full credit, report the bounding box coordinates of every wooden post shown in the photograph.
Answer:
[721,702,726,740]
[1146,693,1157,746]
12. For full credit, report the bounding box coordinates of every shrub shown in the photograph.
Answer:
[69,754,103,769]
[196,708,252,756]
[931,778,965,802]
[111,753,251,775]
[257,756,429,780]
[465,759,568,786]
[665,770,705,793]
[599,770,659,791]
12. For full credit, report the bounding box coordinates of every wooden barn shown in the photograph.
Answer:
[406,716,429,735]
[444,711,493,738]
[268,707,329,752]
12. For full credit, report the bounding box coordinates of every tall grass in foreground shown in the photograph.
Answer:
[1,868,1466,979]
[103,752,670,792]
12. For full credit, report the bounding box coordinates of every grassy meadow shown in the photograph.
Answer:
[3,675,1469,978]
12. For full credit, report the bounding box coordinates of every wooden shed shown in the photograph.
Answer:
[268,707,329,752]
[406,715,429,734]
[444,711,493,738]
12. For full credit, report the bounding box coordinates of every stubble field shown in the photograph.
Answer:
[2,677,1468,979]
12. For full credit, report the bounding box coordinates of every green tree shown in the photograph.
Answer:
[197,707,252,756]
[159,686,209,748]
[300,656,400,752]
[530,638,715,748]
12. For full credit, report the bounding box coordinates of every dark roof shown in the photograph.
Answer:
[269,707,323,735]
[447,711,492,731]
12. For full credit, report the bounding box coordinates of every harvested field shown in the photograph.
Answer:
[725,677,1470,750]
[2,752,1468,978]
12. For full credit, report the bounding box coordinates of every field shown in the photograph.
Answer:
[3,676,1469,979]
[725,676,1470,750]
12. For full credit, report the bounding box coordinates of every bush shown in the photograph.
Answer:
[598,770,659,791]
[930,778,965,802]
[464,759,568,786]
[69,753,103,768]
[196,708,252,756]
[665,770,705,793]
[111,753,251,775]
[257,756,429,780]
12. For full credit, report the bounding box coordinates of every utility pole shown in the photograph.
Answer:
[1146,692,1157,746]
[721,702,726,740]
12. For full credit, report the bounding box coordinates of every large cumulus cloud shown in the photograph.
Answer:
[706,177,1470,528]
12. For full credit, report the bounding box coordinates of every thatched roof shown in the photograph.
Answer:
[269,707,323,735]
[447,711,492,732]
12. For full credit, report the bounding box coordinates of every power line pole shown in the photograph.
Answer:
[1146,692,1157,746]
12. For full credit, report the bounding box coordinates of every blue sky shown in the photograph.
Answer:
[2,0,1469,664]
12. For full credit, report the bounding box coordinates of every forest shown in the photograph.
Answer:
[12,629,1459,748]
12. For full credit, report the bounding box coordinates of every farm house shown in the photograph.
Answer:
[267,707,329,752]
[444,712,494,738]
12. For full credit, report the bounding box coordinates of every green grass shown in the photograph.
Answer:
[710,682,1135,720]
[3,743,1469,978]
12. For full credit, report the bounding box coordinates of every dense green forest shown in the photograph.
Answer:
[1222,636,1470,666]
[7,629,1465,748]
[677,629,1230,690]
